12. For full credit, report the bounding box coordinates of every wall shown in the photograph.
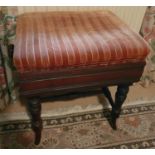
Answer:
[16,6,147,33]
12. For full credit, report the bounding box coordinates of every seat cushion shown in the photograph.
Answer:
[14,11,149,73]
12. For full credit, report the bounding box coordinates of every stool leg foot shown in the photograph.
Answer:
[28,98,42,145]
[103,85,130,130]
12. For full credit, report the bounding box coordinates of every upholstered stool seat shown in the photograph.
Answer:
[13,11,149,145]
[14,11,149,72]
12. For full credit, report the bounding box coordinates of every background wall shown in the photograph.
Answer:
[16,6,147,33]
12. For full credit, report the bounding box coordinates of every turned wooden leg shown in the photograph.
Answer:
[103,85,130,130]
[27,98,42,145]
[111,85,129,129]
[102,87,114,107]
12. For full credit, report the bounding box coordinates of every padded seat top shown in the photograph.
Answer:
[14,11,149,72]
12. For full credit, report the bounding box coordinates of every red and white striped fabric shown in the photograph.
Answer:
[14,11,150,72]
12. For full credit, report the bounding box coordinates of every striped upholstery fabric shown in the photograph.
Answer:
[14,11,149,72]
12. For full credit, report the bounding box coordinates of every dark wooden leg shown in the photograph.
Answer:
[27,98,42,145]
[103,85,130,130]
[102,87,114,107]
[111,85,129,129]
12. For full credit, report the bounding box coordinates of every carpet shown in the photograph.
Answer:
[0,102,155,149]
